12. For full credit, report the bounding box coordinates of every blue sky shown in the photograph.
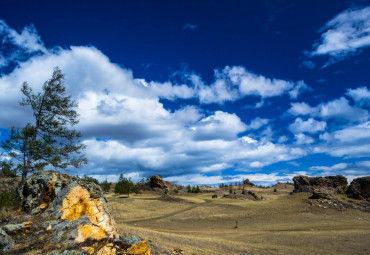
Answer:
[0,0,370,185]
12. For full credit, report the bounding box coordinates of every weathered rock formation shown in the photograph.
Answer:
[149,175,168,190]
[20,170,118,241]
[1,171,151,254]
[347,176,370,201]
[243,178,255,186]
[309,191,332,200]
[293,175,347,194]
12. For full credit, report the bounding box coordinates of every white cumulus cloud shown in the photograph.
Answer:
[289,117,326,134]
[309,7,370,64]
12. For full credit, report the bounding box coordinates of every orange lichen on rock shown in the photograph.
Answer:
[126,241,151,255]
[60,185,118,237]
[96,243,116,255]
[82,247,95,254]
[76,224,107,243]
[24,222,32,232]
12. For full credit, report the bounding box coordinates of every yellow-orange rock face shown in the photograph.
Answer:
[82,247,95,254]
[76,224,107,243]
[126,241,151,255]
[60,185,118,241]
[24,222,32,232]
[97,243,116,255]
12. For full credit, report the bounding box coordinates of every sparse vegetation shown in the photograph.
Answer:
[114,174,135,197]
[82,174,99,185]
[107,185,370,255]
[242,186,246,195]
[99,179,112,192]
[0,191,19,210]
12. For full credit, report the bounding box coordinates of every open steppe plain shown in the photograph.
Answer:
[107,184,370,255]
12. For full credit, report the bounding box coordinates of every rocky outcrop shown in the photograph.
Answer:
[20,171,118,240]
[5,170,151,254]
[347,176,370,201]
[149,175,168,190]
[293,175,347,194]
[0,228,14,253]
[243,178,255,186]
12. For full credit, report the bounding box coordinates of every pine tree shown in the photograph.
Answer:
[114,174,134,197]
[1,68,87,197]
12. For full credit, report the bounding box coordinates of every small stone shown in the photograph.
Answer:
[1,221,33,234]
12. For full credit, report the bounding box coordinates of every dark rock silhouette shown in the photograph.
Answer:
[243,178,255,186]
[347,176,370,201]
[293,175,347,194]
[149,175,168,190]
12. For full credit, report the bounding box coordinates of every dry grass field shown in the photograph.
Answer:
[107,185,370,255]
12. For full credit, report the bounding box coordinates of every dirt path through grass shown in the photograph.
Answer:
[124,200,208,223]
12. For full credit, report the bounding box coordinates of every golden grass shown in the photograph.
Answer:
[107,186,370,255]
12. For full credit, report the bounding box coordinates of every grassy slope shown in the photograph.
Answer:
[107,185,370,255]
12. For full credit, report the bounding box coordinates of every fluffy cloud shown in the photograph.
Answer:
[246,117,270,130]
[294,133,314,145]
[188,66,308,104]
[289,117,326,134]
[318,121,370,158]
[1,19,368,185]
[0,21,311,182]
[288,97,369,122]
[310,163,348,172]
[191,111,247,141]
[310,7,370,61]
[288,102,314,116]
[309,162,370,180]
[346,87,370,106]
[0,20,46,53]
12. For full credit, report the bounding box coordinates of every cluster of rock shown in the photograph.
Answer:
[148,175,184,195]
[0,171,151,254]
[306,196,370,213]
[293,175,347,194]
[222,190,261,200]
[243,178,255,186]
[293,175,370,202]
[149,175,169,190]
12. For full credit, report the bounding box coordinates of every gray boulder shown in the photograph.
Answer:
[1,221,32,235]
[347,176,370,200]
[0,228,14,253]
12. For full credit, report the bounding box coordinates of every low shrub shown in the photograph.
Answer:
[99,179,111,192]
